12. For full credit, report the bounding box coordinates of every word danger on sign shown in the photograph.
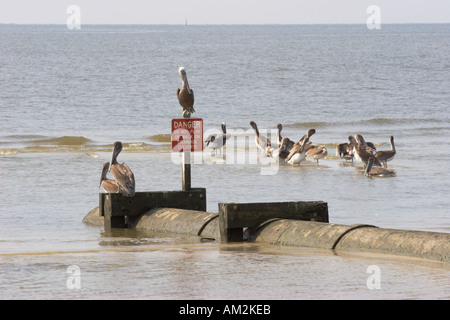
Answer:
[171,118,203,152]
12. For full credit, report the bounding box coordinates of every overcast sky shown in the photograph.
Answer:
[1,0,449,25]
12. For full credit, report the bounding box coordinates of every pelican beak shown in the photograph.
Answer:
[109,145,118,173]
[108,155,113,172]
[100,162,109,187]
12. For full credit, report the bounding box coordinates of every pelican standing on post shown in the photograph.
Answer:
[177,67,195,118]
[109,141,135,197]
[99,161,120,193]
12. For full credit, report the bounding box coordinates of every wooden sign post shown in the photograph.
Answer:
[171,118,203,191]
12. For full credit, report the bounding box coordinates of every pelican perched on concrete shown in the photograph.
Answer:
[176,67,195,118]
[353,135,381,169]
[109,141,135,197]
[285,129,316,166]
[250,121,271,155]
[204,123,228,154]
[99,161,120,193]
[306,145,328,165]
[374,136,396,168]
[365,157,396,177]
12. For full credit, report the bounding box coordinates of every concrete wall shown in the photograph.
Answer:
[83,207,450,262]
[250,219,449,262]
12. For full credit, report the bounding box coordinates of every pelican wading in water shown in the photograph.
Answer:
[374,136,396,168]
[285,129,316,166]
[306,145,328,165]
[353,134,381,169]
[274,123,295,159]
[276,123,295,150]
[204,122,229,154]
[365,157,396,177]
[250,121,271,156]
[271,137,290,159]
[99,161,119,193]
[109,141,135,197]
[336,140,354,162]
[176,67,195,118]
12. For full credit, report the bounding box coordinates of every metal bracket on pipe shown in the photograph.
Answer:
[219,201,329,243]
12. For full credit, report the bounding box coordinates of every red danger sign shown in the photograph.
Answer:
[171,118,203,152]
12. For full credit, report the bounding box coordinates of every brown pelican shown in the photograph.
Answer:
[250,121,271,155]
[271,123,295,159]
[285,129,316,166]
[204,123,228,154]
[336,141,354,161]
[306,145,328,165]
[276,123,295,150]
[99,161,120,193]
[176,67,195,118]
[365,157,396,177]
[271,137,290,159]
[299,128,316,145]
[353,135,381,169]
[374,136,396,168]
[356,134,376,152]
[109,141,135,197]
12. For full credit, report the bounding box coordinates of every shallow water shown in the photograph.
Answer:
[1,238,449,300]
[0,24,449,299]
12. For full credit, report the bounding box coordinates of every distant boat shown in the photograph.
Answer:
[185,19,188,26]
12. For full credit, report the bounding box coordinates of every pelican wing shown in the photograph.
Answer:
[306,148,322,157]
[177,88,195,113]
[121,163,135,195]
[204,134,216,146]
[102,180,120,193]
[374,149,395,162]
[111,163,135,197]
[285,144,300,162]
[188,88,195,113]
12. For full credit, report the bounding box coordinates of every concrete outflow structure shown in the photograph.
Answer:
[84,193,449,263]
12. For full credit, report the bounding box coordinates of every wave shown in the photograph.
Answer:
[285,121,331,129]
[148,134,171,143]
[0,135,172,156]
[30,136,93,146]
[285,117,447,129]
[0,148,19,156]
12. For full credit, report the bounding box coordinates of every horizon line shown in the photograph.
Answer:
[2,22,450,26]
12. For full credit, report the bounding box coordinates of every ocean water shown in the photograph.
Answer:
[0,24,449,300]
